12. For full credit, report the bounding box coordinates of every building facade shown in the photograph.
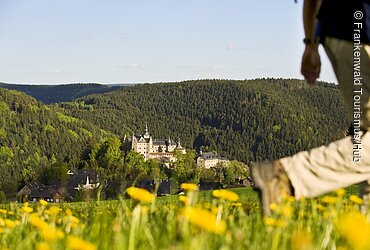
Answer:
[196,152,229,169]
[131,125,186,161]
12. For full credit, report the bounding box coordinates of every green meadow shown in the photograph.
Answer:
[0,186,369,250]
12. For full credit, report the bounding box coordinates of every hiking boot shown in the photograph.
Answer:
[251,161,294,216]
[359,180,370,214]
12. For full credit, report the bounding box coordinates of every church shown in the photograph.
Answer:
[131,125,186,162]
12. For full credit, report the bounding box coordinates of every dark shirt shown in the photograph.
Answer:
[317,0,370,43]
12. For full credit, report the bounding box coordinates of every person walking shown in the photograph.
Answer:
[251,0,370,216]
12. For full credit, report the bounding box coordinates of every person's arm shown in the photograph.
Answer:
[301,0,322,84]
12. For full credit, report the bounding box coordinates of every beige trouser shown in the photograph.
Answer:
[280,37,370,199]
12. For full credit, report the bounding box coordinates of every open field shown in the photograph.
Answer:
[0,186,368,250]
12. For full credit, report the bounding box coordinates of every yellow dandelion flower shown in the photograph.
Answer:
[40,228,64,241]
[7,211,14,215]
[65,208,73,216]
[4,219,17,229]
[180,183,198,191]
[321,196,338,204]
[263,216,276,227]
[24,202,30,207]
[36,242,51,250]
[0,228,5,234]
[269,203,278,211]
[281,205,293,218]
[45,206,61,215]
[21,206,33,213]
[126,187,154,203]
[211,206,219,215]
[282,194,295,203]
[29,214,50,231]
[39,199,48,206]
[291,231,313,250]
[349,195,363,205]
[0,209,7,214]
[65,215,80,229]
[335,188,346,197]
[181,207,226,234]
[67,235,97,250]
[179,196,190,206]
[212,189,239,202]
[70,216,80,224]
[338,212,370,250]
[263,217,287,228]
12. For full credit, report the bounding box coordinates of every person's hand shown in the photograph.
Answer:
[301,45,321,84]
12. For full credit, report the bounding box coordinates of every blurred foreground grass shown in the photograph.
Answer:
[0,185,368,250]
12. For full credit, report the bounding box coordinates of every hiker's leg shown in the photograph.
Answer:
[280,37,370,199]
[280,133,370,198]
[359,180,370,213]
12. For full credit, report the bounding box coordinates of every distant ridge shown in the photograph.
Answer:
[0,82,126,104]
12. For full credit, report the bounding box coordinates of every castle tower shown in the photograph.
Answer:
[143,123,150,139]
[167,136,177,152]
[176,138,186,154]
[131,133,137,151]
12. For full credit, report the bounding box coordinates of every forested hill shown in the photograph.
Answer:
[0,83,123,104]
[0,88,110,183]
[60,78,351,164]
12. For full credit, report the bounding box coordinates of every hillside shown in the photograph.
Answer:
[0,88,110,184]
[0,83,124,104]
[60,78,351,163]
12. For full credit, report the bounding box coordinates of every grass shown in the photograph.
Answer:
[0,185,368,250]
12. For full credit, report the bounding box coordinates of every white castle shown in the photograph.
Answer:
[131,125,186,162]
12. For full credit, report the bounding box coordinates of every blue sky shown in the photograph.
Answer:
[0,0,337,84]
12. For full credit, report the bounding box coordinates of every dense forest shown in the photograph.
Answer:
[0,86,250,200]
[0,79,352,200]
[0,88,110,187]
[0,83,124,104]
[59,78,351,164]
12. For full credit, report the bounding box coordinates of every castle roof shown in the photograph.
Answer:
[153,139,166,146]
[199,152,220,160]
[134,135,150,143]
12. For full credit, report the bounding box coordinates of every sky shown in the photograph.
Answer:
[0,0,337,85]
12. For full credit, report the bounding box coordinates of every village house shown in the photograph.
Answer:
[67,169,100,190]
[17,182,63,203]
[196,151,229,169]
[17,169,99,203]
